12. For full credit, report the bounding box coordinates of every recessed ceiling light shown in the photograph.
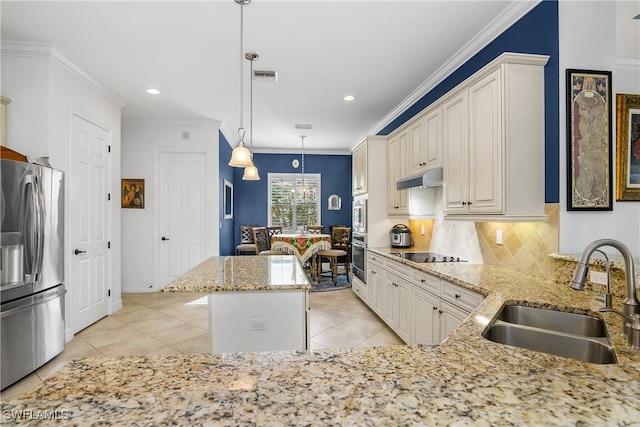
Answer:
[147,88,160,95]
[343,95,356,102]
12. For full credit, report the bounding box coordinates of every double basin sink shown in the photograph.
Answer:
[482,303,617,364]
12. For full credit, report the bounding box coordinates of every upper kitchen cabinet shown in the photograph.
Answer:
[352,141,367,195]
[387,131,409,215]
[407,106,443,176]
[442,53,549,222]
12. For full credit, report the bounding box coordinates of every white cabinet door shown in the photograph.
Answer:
[384,274,397,328]
[413,287,441,345]
[384,273,410,343]
[366,263,385,316]
[387,132,409,214]
[469,68,503,213]
[396,278,411,343]
[352,143,367,195]
[440,301,469,339]
[443,91,469,214]
[407,117,426,176]
[424,107,443,170]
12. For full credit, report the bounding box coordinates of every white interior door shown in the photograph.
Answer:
[70,114,109,333]
[158,152,207,287]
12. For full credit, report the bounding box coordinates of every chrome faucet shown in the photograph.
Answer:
[570,239,640,339]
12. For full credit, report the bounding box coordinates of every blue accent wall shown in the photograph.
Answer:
[219,131,235,256]
[233,152,353,247]
[378,1,560,203]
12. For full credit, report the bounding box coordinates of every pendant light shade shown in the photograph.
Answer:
[242,164,260,180]
[229,143,252,167]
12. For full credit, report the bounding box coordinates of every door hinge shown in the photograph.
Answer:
[108,241,111,249]
[108,289,111,297]
[108,145,111,153]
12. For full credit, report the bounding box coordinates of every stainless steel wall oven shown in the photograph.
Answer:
[351,232,366,283]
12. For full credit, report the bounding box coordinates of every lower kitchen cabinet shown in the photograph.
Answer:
[385,273,411,343]
[440,300,469,339]
[412,286,441,345]
[360,252,484,346]
[366,258,386,317]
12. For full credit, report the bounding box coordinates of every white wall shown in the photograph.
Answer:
[558,1,640,256]
[1,42,124,340]
[121,120,220,292]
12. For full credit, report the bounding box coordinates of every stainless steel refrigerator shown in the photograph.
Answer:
[0,158,65,390]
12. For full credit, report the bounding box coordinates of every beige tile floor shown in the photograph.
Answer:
[1,288,402,400]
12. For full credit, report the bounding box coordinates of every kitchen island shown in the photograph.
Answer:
[163,255,311,354]
[2,252,639,425]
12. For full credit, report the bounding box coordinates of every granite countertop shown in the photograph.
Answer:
[550,251,640,284]
[3,251,640,425]
[162,255,311,293]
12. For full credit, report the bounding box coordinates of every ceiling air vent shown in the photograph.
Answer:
[253,70,278,82]
[295,124,312,130]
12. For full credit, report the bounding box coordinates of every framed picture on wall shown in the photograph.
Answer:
[565,69,613,211]
[616,93,640,201]
[122,178,145,209]
[223,179,233,219]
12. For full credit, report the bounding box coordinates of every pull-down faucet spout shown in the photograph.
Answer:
[570,239,639,338]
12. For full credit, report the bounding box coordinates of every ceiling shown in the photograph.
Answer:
[2,1,636,154]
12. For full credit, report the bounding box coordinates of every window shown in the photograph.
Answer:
[268,173,320,231]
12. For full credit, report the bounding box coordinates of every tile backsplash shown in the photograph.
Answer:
[408,194,559,280]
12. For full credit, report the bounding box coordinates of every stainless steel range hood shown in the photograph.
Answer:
[396,167,443,190]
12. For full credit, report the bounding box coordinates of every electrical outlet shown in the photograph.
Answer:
[249,319,268,330]
[590,271,607,285]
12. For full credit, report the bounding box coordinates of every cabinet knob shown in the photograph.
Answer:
[432,306,438,311]
[439,310,443,315]
[455,294,461,299]
[462,201,467,205]
[421,279,426,283]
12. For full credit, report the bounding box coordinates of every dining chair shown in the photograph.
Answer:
[307,225,324,234]
[236,225,258,255]
[266,226,283,249]
[253,227,288,255]
[316,226,351,285]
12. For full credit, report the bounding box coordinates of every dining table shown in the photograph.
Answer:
[270,233,332,267]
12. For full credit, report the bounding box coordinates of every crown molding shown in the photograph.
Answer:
[252,147,351,156]
[366,0,541,138]
[616,56,640,70]
[220,122,238,148]
[1,41,127,108]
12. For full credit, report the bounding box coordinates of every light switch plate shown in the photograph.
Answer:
[496,230,503,245]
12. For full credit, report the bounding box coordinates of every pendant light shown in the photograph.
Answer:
[229,0,253,168]
[242,51,260,180]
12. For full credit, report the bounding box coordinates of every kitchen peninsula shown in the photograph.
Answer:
[2,257,639,425]
[162,255,310,353]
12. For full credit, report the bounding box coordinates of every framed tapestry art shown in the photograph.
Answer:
[566,69,613,211]
[616,93,640,201]
[122,178,145,209]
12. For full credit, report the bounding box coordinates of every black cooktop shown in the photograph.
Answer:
[390,252,467,263]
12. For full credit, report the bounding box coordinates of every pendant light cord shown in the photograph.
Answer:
[238,1,245,141]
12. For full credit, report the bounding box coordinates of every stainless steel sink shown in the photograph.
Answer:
[495,304,608,337]
[482,303,617,364]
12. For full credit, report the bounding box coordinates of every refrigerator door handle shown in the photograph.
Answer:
[23,175,44,284]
